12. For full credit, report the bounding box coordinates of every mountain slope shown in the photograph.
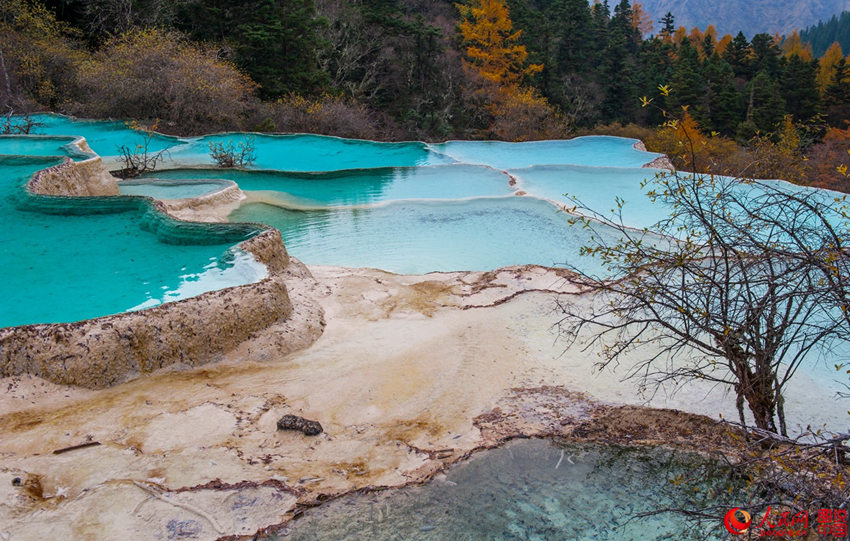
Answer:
[636,0,850,36]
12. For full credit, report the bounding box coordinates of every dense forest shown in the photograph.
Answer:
[801,10,850,57]
[1,0,850,189]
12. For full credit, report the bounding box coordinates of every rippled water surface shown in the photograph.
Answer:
[269,439,733,541]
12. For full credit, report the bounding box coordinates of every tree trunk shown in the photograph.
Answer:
[735,388,747,427]
[742,377,777,433]
[775,381,788,437]
[0,44,12,108]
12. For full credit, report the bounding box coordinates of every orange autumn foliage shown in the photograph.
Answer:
[817,42,844,91]
[716,34,733,55]
[782,30,813,61]
[631,2,653,35]
[457,0,542,89]
[824,126,850,143]
[645,110,738,173]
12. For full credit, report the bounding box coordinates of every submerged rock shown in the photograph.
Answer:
[277,415,323,436]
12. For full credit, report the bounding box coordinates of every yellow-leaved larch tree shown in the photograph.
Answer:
[817,41,844,92]
[456,0,541,90]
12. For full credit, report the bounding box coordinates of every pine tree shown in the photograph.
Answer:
[800,11,850,57]
[174,0,327,98]
[598,0,640,122]
[659,11,674,38]
[722,31,752,79]
[233,0,328,98]
[750,33,782,78]
[781,54,820,122]
[637,36,674,125]
[703,55,741,136]
[669,37,705,117]
[553,0,594,75]
[740,70,786,139]
[826,58,850,104]
[701,31,716,58]
[824,58,850,127]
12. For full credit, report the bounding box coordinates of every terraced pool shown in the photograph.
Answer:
[0,137,266,328]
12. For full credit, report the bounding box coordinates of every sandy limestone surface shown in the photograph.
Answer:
[0,262,844,540]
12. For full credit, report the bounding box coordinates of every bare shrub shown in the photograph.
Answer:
[264,93,381,140]
[579,122,655,142]
[1,110,42,134]
[209,137,256,168]
[115,120,168,178]
[489,88,570,141]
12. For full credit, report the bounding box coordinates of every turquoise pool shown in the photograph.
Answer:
[13,114,845,315]
[140,165,514,207]
[228,196,617,274]
[25,113,666,170]
[0,140,267,328]
[142,164,637,274]
[118,179,233,200]
[433,137,661,169]
[5,116,673,327]
[0,135,90,158]
[28,114,180,157]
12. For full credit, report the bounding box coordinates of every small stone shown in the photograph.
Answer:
[276,414,323,436]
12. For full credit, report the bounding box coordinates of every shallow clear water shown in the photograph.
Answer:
[29,114,180,157]
[270,439,733,541]
[142,165,514,207]
[0,135,89,158]
[168,133,456,171]
[5,116,671,326]
[434,137,665,169]
[0,147,266,328]
[229,196,616,274]
[511,165,671,229]
[118,179,232,200]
